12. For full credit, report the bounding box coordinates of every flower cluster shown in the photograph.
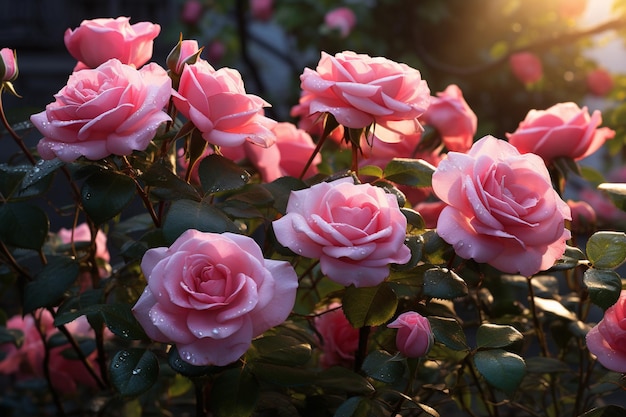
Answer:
[0,10,625,417]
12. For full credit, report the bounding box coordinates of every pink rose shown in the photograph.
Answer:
[57,223,111,280]
[414,200,447,229]
[299,51,430,142]
[272,177,411,287]
[586,68,613,97]
[250,0,273,21]
[290,92,345,143]
[0,310,102,394]
[167,39,201,76]
[586,290,626,372]
[387,311,433,358]
[432,136,571,277]
[578,188,626,228]
[132,229,298,366]
[506,102,615,164]
[324,7,357,38]
[32,59,172,162]
[0,48,18,82]
[421,84,477,153]
[172,59,276,148]
[315,302,359,368]
[181,0,204,26]
[566,200,597,234]
[64,17,161,71]
[509,52,543,84]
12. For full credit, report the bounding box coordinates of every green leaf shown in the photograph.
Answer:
[0,327,23,347]
[476,324,523,349]
[383,158,435,187]
[20,158,64,189]
[550,245,586,271]
[428,316,468,351]
[334,397,365,417]
[579,405,626,417]
[525,357,572,374]
[360,350,405,383]
[199,154,250,195]
[586,231,626,269]
[316,366,375,394]
[98,303,148,340]
[342,283,398,327]
[358,165,383,178]
[249,335,312,366]
[162,199,239,243]
[533,297,576,321]
[262,176,308,213]
[210,368,259,417]
[110,348,159,397]
[82,171,136,225]
[598,183,626,212]
[423,267,468,299]
[583,269,622,310]
[0,202,49,249]
[473,349,525,395]
[421,230,453,265]
[23,257,79,313]
[140,161,201,201]
[393,234,423,271]
[401,207,426,230]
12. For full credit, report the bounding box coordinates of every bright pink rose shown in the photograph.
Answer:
[315,303,359,369]
[421,84,477,153]
[432,136,571,276]
[167,39,201,76]
[172,59,276,148]
[32,59,172,162]
[250,0,273,21]
[64,17,160,71]
[0,310,102,394]
[132,229,298,366]
[509,52,543,85]
[506,102,615,164]
[387,311,433,358]
[299,51,430,142]
[181,0,204,26]
[324,7,357,38]
[586,290,626,373]
[0,48,18,81]
[272,177,411,287]
[586,68,613,97]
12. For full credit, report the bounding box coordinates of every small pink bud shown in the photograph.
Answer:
[167,38,202,77]
[0,48,18,82]
[387,311,433,358]
[509,52,543,85]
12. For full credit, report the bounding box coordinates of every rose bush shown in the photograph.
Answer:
[131,229,298,366]
[31,58,172,162]
[272,177,411,287]
[432,135,572,276]
[64,16,161,71]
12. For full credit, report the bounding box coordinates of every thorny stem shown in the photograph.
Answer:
[299,131,328,180]
[121,156,161,227]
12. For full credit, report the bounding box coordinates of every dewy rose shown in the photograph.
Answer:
[420,84,477,153]
[506,102,615,164]
[31,58,171,162]
[387,311,433,358]
[64,17,161,71]
[586,290,626,373]
[132,229,298,366]
[172,59,276,148]
[272,177,411,287]
[299,51,430,142]
[432,135,571,277]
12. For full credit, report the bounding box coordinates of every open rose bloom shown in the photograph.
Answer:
[132,229,298,366]
[586,290,626,373]
[433,136,571,276]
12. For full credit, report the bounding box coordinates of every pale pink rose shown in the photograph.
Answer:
[250,0,273,21]
[509,52,543,84]
[324,7,357,38]
[181,0,204,26]
[132,229,298,366]
[0,310,102,394]
[64,17,160,71]
[32,59,172,162]
[272,177,411,287]
[506,102,615,164]
[421,84,477,153]
[172,59,276,148]
[387,311,433,358]
[432,136,571,276]
[586,290,626,373]
[315,303,359,369]
[0,48,18,81]
[586,68,613,97]
[167,39,201,76]
[299,51,430,142]
[566,200,597,234]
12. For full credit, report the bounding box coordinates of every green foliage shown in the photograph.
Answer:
[110,348,159,397]
[82,170,136,225]
[473,349,525,395]
[586,231,626,269]
[342,283,398,327]
[23,257,79,313]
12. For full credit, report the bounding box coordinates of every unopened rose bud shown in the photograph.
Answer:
[167,38,202,76]
[387,311,434,358]
[0,48,18,82]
